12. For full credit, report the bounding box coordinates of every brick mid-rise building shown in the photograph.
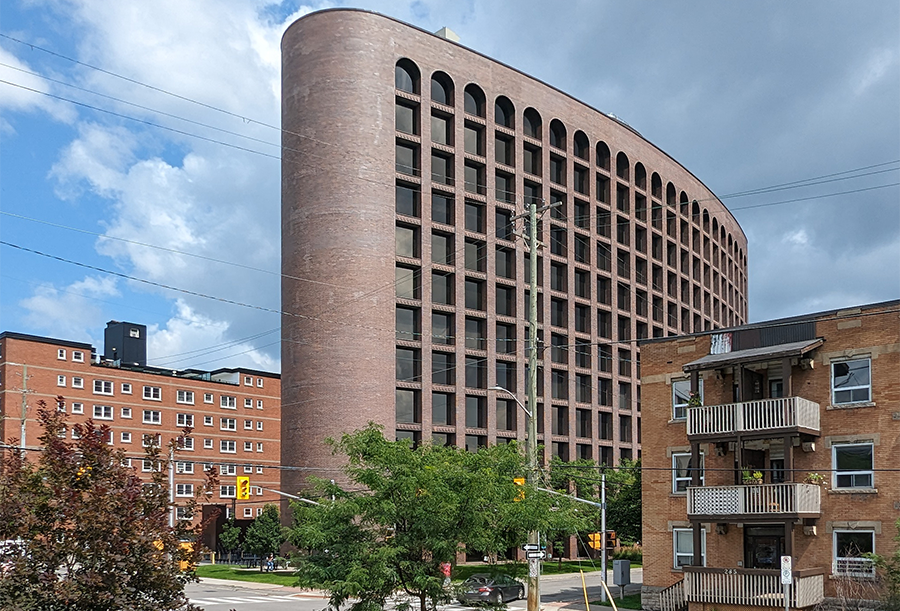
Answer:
[640,300,900,611]
[0,322,281,535]
[280,8,749,492]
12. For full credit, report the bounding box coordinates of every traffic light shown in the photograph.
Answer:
[513,477,525,501]
[236,476,250,500]
[606,530,617,548]
[588,532,602,550]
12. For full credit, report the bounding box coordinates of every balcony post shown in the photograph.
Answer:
[784,435,793,483]
[782,357,793,397]
[784,520,793,557]
[691,442,701,487]
[692,522,702,566]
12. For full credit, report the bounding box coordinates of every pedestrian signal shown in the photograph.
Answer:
[236,476,250,500]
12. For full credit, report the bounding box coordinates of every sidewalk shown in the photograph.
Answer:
[196,577,329,598]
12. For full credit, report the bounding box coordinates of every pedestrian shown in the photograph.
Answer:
[440,561,451,588]
[266,554,275,572]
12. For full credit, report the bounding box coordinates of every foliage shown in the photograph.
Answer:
[0,397,217,611]
[219,518,242,556]
[871,518,900,611]
[243,504,285,570]
[592,592,643,609]
[803,472,826,486]
[610,545,642,564]
[195,564,298,586]
[287,425,587,611]
[548,457,642,546]
[741,469,763,484]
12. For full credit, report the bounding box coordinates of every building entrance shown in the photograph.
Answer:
[744,525,784,569]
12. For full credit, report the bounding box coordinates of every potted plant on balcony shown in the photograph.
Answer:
[742,469,764,485]
[804,472,826,486]
[687,391,702,408]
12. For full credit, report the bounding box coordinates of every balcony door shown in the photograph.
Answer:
[744,525,784,569]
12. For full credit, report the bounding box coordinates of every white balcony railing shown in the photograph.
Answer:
[688,483,821,517]
[684,567,825,608]
[687,396,820,437]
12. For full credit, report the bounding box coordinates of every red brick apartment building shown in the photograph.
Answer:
[0,321,281,537]
[640,300,899,611]
[280,9,749,490]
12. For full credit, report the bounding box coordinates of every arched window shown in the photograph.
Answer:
[634,163,647,190]
[651,173,662,199]
[549,119,566,150]
[702,209,710,232]
[523,108,542,139]
[395,59,420,94]
[692,200,701,222]
[666,183,676,207]
[464,84,485,117]
[712,218,719,238]
[495,96,515,128]
[597,141,611,170]
[616,152,629,180]
[573,131,589,160]
[431,71,454,106]
[680,192,689,215]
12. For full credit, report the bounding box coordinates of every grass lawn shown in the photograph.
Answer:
[452,559,634,581]
[591,592,642,609]
[195,564,298,587]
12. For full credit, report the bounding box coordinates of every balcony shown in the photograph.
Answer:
[687,396,820,440]
[684,567,825,608]
[688,483,821,521]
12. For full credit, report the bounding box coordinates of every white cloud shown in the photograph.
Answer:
[19,275,119,342]
[0,45,76,132]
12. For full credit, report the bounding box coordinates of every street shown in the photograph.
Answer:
[186,566,643,611]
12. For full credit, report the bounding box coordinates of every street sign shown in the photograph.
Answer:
[780,555,792,585]
[526,551,544,559]
[522,543,540,551]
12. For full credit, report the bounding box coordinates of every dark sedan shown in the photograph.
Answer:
[457,573,526,604]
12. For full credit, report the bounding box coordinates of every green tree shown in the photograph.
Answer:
[219,518,242,563]
[0,398,214,611]
[244,504,285,571]
[287,425,585,611]
[872,518,900,611]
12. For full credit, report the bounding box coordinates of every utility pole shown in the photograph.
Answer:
[601,472,608,603]
[525,194,540,611]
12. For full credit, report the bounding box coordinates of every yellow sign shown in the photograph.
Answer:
[236,476,250,500]
[513,477,525,501]
[588,532,602,550]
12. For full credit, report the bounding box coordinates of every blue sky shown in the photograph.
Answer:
[1,0,898,371]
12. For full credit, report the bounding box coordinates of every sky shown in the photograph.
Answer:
[1,0,898,372]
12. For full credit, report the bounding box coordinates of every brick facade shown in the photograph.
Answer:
[0,329,281,530]
[280,8,749,494]
[640,301,900,610]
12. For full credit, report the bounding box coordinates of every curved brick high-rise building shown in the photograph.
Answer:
[281,9,748,491]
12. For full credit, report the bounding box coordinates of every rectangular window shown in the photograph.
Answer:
[220,418,237,431]
[833,530,876,577]
[465,357,486,389]
[176,413,194,427]
[176,463,195,476]
[244,466,253,474]
[203,439,213,449]
[832,443,874,489]
[257,378,263,388]
[57,348,66,360]
[71,402,84,414]
[142,433,160,447]
[466,396,487,428]
[432,352,456,385]
[432,392,454,425]
[221,396,236,409]
[220,440,236,454]
[673,528,705,568]
[244,398,253,408]
[176,390,194,405]
[181,437,194,450]
[203,415,213,426]
[143,386,161,401]
[396,389,421,424]
[256,400,263,409]
[72,377,84,389]
[672,379,702,420]
[72,350,84,362]
[220,485,236,498]
[832,358,871,405]
[257,421,263,431]
[57,375,66,387]
[93,380,113,395]
[244,441,253,452]
[142,410,161,425]
[432,192,454,225]
[465,201,485,233]
[175,483,194,497]
[672,452,705,493]
[244,419,253,430]
[204,393,214,404]
[121,383,132,394]
[120,432,132,443]
[93,405,113,420]
[257,442,263,452]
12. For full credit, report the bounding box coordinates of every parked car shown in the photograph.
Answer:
[457,573,525,604]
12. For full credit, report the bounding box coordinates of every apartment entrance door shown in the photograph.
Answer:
[744,525,784,569]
